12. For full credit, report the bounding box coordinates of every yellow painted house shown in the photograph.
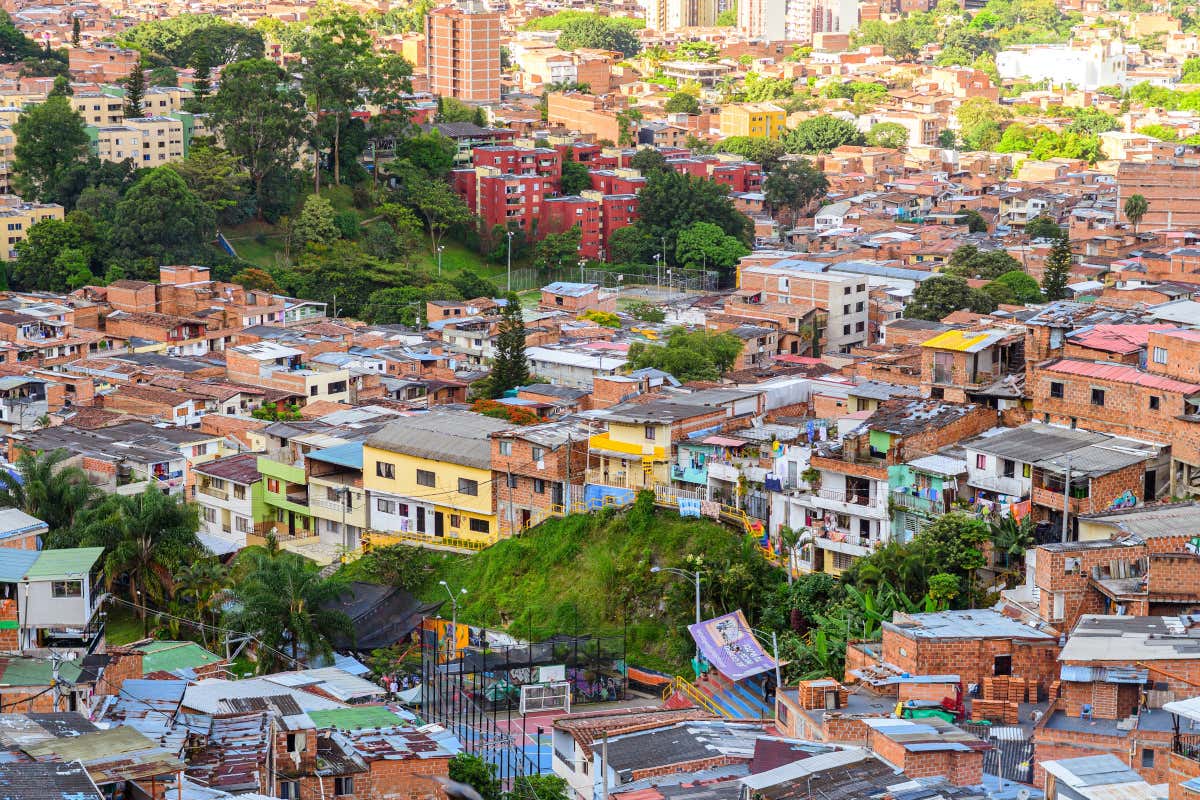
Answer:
[587,403,695,490]
[362,410,515,547]
[718,102,787,140]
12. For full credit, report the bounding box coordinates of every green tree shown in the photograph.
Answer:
[635,168,752,280]
[0,10,45,63]
[394,130,457,178]
[71,16,80,46]
[0,448,93,537]
[905,275,997,321]
[719,136,786,170]
[67,487,201,636]
[990,513,1035,573]
[448,755,502,800]
[991,269,1043,304]
[12,94,89,202]
[763,158,828,226]
[630,147,668,175]
[510,775,569,800]
[1124,193,1149,232]
[627,328,743,381]
[960,208,988,233]
[403,173,472,253]
[675,220,749,270]
[188,50,211,111]
[232,266,278,292]
[361,286,426,326]
[560,153,591,195]
[943,244,1021,280]
[1042,234,1072,301]
[486,292,530,398]
[866,121,908,149]
[148,65,177,86]
[781,116,865,154]
[556,16,640,56]
[12,218,91,292]
[452,269,498,299]
[124,57,145,118]
[170,558,227,648]
[116,15,264,66]
[533,225,582,271]
[608,225,654,265]
[110,167,216,274]
[208,58,307,220]
[664,92,700,114]
[1025,214,1062,239]
[165,145,251,223]
[227,549,351,668]
[293,194,339,248]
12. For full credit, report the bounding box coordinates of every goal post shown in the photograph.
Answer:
[519,681,572,715]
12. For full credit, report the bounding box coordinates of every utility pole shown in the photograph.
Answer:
[1061,455,1072,543]
[601,731,610,800]
[506,231,514,293]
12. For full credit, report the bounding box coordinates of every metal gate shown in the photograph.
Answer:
[960,722,1033,784]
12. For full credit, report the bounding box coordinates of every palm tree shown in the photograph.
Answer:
[173,560,228,648]
[73,487,201,636]
[1124,193,1149,233]
[228,551,351,671]
[778,526,813,585]
[0,448,94,536]
[989,513,1036,578]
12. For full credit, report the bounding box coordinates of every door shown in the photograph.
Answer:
[435,511,444,537]
[520,509,531,529]
[993,655,1012,676]
[416,507,426,534]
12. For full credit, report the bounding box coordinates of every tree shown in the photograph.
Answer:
[991,269,1043,304]
[943,244,1021,280]
[955,96,1010,130]
[533,225,581,271]
[486,292,529,398]
[866,121,909,149]
[1124,193,1149,232]
[171,559,227,647]
[635,168,753,279]
[116,15,264,66]
[905,275,997,321]
[228,549,351,668]
[560,153,591,195]
[12,218,91,292]
[608,225,654,265]
[627,328,743,381]
[232,266,278,292]
[630,147,668,175]
[148,65,177,86]
[12,94,89,202]
[452,269,497,299]
[959,208,988,232]
[719,136,786,170]
[448,755,502,800]
[124,57,145,118]
[208,58,307,220]
[404,175,472,254]
[510,775,569,800]
[1025,214,1062,239]
[166,145,251,223]
[394,130,457,178]
[781,116,865,154]
[361,286,426,326]
[291,194,339,248]
[71,16,80,46]
[110,167,216,274]
[0,10,44,63]
[0,448,92,536]
[1042,234,1073,301]
[664,92,700,114]
[675,221,749,270]
[937,129,958,148]
[67,487,201,636]
[556,16,640,56]
[188,50,211,112]
[763,158,828,226]
[990,513,1035,573]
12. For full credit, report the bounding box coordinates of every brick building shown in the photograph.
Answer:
[862,717,987,786]
[425,0,501,104]
[491,420,590,536]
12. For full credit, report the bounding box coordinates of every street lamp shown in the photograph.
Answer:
[438,580,468,661]
[653,252,662,291]
[506,230,515,293]
[652,566,703,664]
[437,245,445,276]
[579,257,586,284]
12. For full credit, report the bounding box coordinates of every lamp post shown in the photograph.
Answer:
[506,230,515,293]
[437,245,445,276]
[579,257,586,284]
[652,566,703,664]
[654,253,661,291]
[750,625,784,692]
[438,580,468,661]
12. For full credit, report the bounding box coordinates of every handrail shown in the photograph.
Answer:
[662,675,731,719]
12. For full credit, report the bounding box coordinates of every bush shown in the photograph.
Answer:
[333,210,359,240]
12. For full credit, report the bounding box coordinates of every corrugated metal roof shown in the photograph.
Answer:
[24,547,104,580]
[0,550,40,583]
[136,641,223,675]
[365,410,514,470]
[921,329,1011,353]
[307,442,364,470]
[1045,359,1200,394]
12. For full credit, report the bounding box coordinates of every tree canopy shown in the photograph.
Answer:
[627,328,744,381]
[904,275,998,321]
[781,116,865,154]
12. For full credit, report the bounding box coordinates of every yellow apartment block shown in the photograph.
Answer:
[719,102,787,140]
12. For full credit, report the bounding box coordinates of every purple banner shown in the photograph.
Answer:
[688,610,777,682]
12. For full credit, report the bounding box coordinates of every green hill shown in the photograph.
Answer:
[344,495,783,673]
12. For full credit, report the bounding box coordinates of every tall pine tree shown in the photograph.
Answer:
[191,52,211,107]
[71,16,80,46]
[486,292,529,398]
[1042,235,1072,301]
[124,58,145,118]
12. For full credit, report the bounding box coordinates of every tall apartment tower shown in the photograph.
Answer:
[645,0,719,32]
[426,0,501,105]
[737,0,858,40]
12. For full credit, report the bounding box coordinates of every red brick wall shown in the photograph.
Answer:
[868,728,983,786]
[882,627,1060,690]
[1170,750,1200,800]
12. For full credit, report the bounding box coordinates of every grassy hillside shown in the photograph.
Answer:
[344,497,782,673]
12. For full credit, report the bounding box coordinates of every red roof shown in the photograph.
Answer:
[1045,359,1200,394]
[1067,324,1176,355]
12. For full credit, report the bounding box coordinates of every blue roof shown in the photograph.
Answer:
[0,550,38,583]
[307,442,363,470]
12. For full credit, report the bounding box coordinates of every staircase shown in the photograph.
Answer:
[663,672,773,720]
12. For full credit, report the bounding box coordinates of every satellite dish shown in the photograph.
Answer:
[1017,789,1031,800]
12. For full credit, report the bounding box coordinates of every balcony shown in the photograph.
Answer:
[968,473,1026,497]
[198,484,228,501]
[1175,733,1200,763]
[815,529,873,557]
[810,488,888,519]
[671,464,708,484]
[892,490,944,515]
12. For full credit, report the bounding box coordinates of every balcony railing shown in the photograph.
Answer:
[1175,733,1200,762]
[817,488,871,506]
[198,485,228,501]
[892,490,944,515]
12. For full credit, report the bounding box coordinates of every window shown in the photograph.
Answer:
[499,440,512,456]
[1065,557,1081,574]
[843,286,851,295]
[233,485,246,500]
[469,518,490,534]
[1002,459,1015,478]
[534,478,546,494]
[855,321,865,333]
[506,474,518,488]
[976,454,987,469]
[375,461,395,479]
[52,580,82,598]
[855,301,865,312]
[310,385,318,397]
[1142,748,1155,768]
[1153,346,1168,364]
[203,507,217,523]
[267,479,280,494]
[644,425,656,440]
[1091,388,1105,406]
[843,304,850,315]
[857,284,866,292]
[532,446,545,461]
[278,781,300,800]
[376,499,395,514]
[1050,381,1064,399]
[417,469,436,487]
[832,551,854,571]
[1150,395,1161,410]
[843,324,851,336]
[399,503,409,516]
[450,514,461,528]
[458,478,479,496]
[327,381,347,394]
[334,777,354,796]
[236,516,252,533]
